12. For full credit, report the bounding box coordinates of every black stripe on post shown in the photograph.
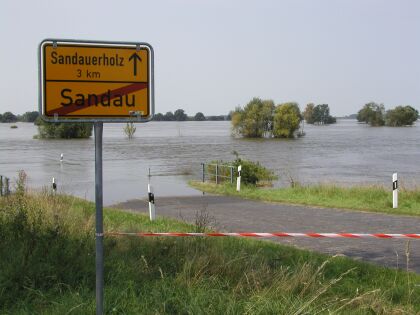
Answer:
[393,180,398,190]
[148,192,155,204]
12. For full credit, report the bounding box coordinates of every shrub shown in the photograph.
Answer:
[123,122,136,139]
[206,154,276,185]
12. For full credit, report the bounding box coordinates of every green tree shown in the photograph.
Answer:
[194,112,206,121]
[153,113,164,121]
[303,103,315,124]
[357,102,385,126]
[20,111,39,122]
[231,98,274,138]
[312,104,336,124]
[174,109,188,121]
[272,102,303,138]
[385,106,418,126]
[163,111,174,121]
[37,120,93,139]
[1,112,17,123]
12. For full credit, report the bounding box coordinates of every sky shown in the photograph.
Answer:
[0,0,419,117]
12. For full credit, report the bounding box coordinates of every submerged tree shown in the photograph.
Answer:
[385,106,418,126]
[232,98,304,138]
[37,120,93,139]
[357,102,385,126]
[231,98,274,137]
[303,103,315,124]
[272,102,303,138]
[304,104,336,124]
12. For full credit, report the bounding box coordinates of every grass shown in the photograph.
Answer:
[1,187,420,313]
[189,181,420,217]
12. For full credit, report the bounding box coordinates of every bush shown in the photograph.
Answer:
[206,154,276,185]
[123,122,136,139]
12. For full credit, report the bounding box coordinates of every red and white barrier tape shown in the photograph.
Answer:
[106,232,420,239]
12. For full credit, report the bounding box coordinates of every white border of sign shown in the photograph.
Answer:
[38,39,154,123]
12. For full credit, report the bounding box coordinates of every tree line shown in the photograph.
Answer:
[153,109,229,121]
[0,111,39,123]
[357,102,418,126]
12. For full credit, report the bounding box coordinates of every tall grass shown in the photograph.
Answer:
[1,184,420,313]
[190,181,420,216]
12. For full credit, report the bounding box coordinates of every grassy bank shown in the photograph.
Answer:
[1,190,420,314]
[190,181,420,217]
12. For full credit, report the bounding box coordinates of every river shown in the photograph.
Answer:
[0,120,419,205]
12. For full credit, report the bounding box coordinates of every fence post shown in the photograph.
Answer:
[215,164,219,185]
[201,163,205,182]
[230,166,233,184]
[5,177,10,196]
[393,173,398,208]
[0,175,3,196]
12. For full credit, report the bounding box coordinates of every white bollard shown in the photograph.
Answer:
[148,184,156,220]
[236,165,242,192]
[52,177,57,194]
[392,173,398,209]
[60,153,64,162]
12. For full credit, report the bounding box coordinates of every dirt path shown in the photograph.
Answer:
[113,195,420,273]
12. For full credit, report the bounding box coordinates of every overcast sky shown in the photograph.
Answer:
[0,0,419,116]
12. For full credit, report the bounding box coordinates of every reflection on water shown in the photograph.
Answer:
[0,120,419,205]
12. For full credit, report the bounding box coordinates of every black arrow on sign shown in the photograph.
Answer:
[129,52,142,76]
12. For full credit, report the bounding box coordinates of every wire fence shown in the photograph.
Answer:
[200,163,235,184]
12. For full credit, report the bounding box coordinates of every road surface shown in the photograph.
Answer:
[114,195,420,273]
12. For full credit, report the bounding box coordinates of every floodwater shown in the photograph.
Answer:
[0,120,419,205]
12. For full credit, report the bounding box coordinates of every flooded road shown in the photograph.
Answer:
[0,120,419,205]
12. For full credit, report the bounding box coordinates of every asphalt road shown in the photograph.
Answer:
[113,195,420,273]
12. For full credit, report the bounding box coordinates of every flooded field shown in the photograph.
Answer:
[0,120,419,205]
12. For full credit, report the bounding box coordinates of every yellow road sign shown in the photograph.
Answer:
[39,39,154,122]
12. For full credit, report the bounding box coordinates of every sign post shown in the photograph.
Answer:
[39,39,154,315]
[94,122,104,315]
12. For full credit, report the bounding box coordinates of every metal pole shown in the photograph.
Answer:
[94,122,104,315]
[0,175,3,196]
[215,164,219,185]
[230,166,233,184]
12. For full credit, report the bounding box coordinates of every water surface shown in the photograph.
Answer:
[0,120,418,205]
